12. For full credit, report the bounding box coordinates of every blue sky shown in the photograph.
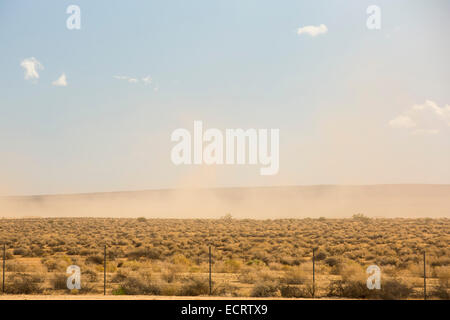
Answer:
[0,0,449,195]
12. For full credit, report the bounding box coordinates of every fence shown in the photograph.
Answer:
[0,243,446,299]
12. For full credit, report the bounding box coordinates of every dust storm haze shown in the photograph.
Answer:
[0,185,449,219]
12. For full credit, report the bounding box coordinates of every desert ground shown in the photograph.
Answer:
[0,216,448,300]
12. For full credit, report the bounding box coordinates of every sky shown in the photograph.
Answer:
[0,0,449,196]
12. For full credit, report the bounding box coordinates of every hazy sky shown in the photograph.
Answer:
[0,0,449,195]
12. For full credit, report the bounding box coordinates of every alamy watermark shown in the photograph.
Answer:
[366,5,381,30]
[66,265,81,290]
[171,121,279,175]
[66,5,81,30]
[366,265,381,290]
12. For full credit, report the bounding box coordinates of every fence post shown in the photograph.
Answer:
[312,248,316,298]
[104,244,106,296]
[209,246,212,296]
[423,251,426,300]
[2,243,5,293]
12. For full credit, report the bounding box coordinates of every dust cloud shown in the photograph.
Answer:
[0,185,449,219]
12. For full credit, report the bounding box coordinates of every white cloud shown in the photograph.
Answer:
[114,75,139,83]
[297,24,328,37]
[389,100,450,134]
[114,74,159,89]
[20,57,43,81]
[389,115,416,128]
[52,73,67,87]
[412,100,450,125]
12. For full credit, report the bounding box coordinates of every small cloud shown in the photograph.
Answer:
[389,115,416,128]
[412,100,450,124]
[389,100,450,135]
[20,57,43,81]
[52,73,67,87]
[114,75,139,84]
[114,74,158,90]
[297,24,328,37]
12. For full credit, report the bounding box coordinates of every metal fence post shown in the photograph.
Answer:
[104,244,107,296]
[2,243,5,293]
[312,248,316,298]
[423,251,426,300]
[209,246,212,296]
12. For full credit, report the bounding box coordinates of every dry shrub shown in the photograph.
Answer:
[70,283,97,294]
[283,267,306,284]
[172,254,191,266]
[239,267,279,284]
[13,248,30,256]
[126,247,161,260]
[280,285,312,298]
[115,274,161,295]
[238,266,258,284]
[177,276,209,296]
[251,281,280,297]
[111,270,128,283]
[50,273,68,290]
[327,280,372,298]
[86,254,103,265]
[159,283,178,296]
[5,273,43,294]
[215,259,242,273]
[83,268,98,282]
[212,282,240,297]
[6,261,27,272]
[41,257,68,272]
[431,285,449,300]
[434,266,450,287]
[378,279,413,299]
[325,257,340,267]
[161,269,178,283]
[327,279,413,299]
[338,262,366,281]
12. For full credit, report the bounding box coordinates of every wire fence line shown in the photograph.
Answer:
[0,243,447,299]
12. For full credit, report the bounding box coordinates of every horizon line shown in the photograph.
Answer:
[2,183,449,199]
